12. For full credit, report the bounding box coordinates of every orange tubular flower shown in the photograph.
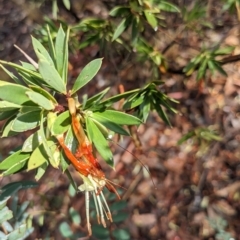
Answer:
[55,97,120,235]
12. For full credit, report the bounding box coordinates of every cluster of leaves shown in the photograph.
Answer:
[222,0,240,13]
[184,46,234,81]
[0,25,144,177]
[35,0,235,84]
[178,126,222,156]
[0,24,176,237]
[182,1,213,30]
[0,181,37,240]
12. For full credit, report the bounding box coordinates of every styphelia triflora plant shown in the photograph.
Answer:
[0,26,176,236]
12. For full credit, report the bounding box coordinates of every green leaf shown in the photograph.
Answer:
[27,144,47,171]
[71,58,103,94]
[0,207,13,225]
[69,207,81,225]
[154,103,171,126]
[52,0,58,19]
[92,225,110,239]
[0,181,38,201]
[18,71,42,87]
[92,110,142,125]
[85,117,113,166]
[35,161,48,181]
[11,110,41,132]
[110,201,127,211]
[101,88,140,106]
[0,60,42,80]
[211,60,227,76]
[0,197,10,209]
[59,222,73,238]
[51,111,71,135]
[38,59,66,94]
[55,25,65,78]
[0,110,17,121]
[30,85,57,104]
[26,91,55,110]
[46,25,56,66]
[63,0,70,10]
[0,101,21,111]
[20,61,37,71]
[177,131,195,145]
[0,81,31,104]
[157,1,180,12]
[90,118,109,138]
[31,36,54,65]
[196,57,208,80]
[131,16,139,44]
[123,95,144,109]
[20,106,41,113]
[22,130,42,152]
[39,113,60,168]
[84,87,110,109]
[144,10,158,30]
[90,115,130,136]
[112,16,132,41]
[7,224,33,240]
[79,34,101,49]
[1,118,18,137]
[214,46,234,55]
[0,64,22,84]
[112,212,128,222]
[113,229,130,240]
[0,150,30,176]
[109,6,130,17]
[62,27,70,83]
[46,138,60,168]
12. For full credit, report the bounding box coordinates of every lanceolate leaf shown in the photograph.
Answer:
[52,111,71,135]
[0,64,22,84]
[38,59,66,94]
[71,58,103,94]
[62,27,70,83]
[86,117,113,167]
[0,101,21,111]
[39,114,59,168]
[109,6,130,17]
[2,118,18,137]
[27,144,47,171]
[0,110,17,121]
[90,115,130,136]
[84,87,110,109]
[144,10,158,30]
[11,110,41,132]
[92,110,142,125]
[0,181,38,200]
[64,126,78,153]
[35,162,48,181]
[30,85,57,104]
[55,26,66,78]
[112,16,132,41]
[32,36,54,65]
[0,150,30,176]
[26,91,55,110]
[0,81,31,104]
[47,25,56,66]
[100,88,140,107]
[22,130,43,152]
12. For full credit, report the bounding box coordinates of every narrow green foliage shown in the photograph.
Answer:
[184,46,234,80]
[71,58,103,94]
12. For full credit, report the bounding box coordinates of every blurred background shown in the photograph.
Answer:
[0,0,240,239]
